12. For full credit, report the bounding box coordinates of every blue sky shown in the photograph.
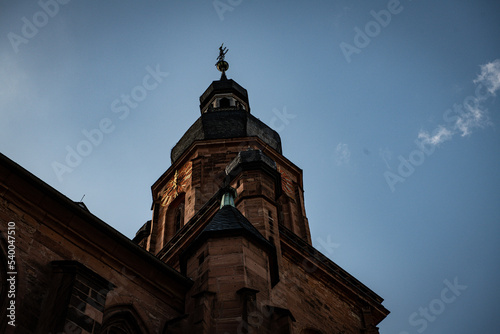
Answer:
[1,1,500,332]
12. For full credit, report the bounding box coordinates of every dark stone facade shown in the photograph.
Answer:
[171,110,282,164]
[0,74,389,333]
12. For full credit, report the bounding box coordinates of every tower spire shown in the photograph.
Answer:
[215,43,229,80]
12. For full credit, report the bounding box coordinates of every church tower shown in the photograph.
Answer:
[135,45,389,333]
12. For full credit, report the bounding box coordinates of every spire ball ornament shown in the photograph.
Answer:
[216,43,229,74]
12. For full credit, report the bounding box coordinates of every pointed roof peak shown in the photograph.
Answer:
[201,205,268,245]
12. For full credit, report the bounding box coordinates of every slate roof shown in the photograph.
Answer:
[225,149,277,176]
[180,203,279,286]
[170,76,282,164]
[199,78,249,112]
[182,204,274,260]
[202,205,270,245]
[170,110,282,163]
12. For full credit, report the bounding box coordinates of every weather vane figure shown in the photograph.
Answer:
[217,43,228,62]
[216,43,229,76]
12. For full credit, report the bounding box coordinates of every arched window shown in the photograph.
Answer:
[100,305,148,334]
[174,203,184,233]
[278,196,293,232]
[219,97,230,108]
[163,194,186,244]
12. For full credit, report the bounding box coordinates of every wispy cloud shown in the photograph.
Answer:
[474,59,500,96]
[418,126,453,146]
[417,59,499,147]
[335,143,351,166]
[455,101,490,137]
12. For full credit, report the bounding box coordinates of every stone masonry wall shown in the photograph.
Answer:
[0,159,189,334]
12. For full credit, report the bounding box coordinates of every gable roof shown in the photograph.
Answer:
[183,205,274,256]
[0,152,192,289]
[180,204,279,285]
[202,205,269,244]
